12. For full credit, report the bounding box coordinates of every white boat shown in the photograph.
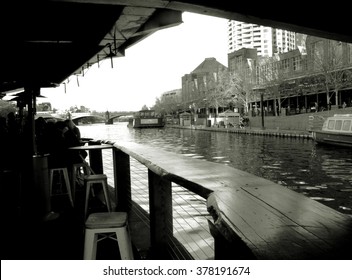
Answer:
[312,114,352,148]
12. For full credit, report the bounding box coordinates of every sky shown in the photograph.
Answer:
[41,12,228,112]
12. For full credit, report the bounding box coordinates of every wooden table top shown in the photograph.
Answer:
[68,144,114,150]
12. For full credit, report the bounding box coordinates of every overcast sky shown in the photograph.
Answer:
[41,12,228,112]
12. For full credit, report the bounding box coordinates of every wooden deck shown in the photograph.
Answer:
[1,152,213,260]
[111,141,352,260]
[101,149,214,260]
[2,140,352,260]
[208,187,352,259]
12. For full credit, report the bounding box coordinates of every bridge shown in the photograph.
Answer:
[104,111,135,124]
[36,111,127,124]
[71,112,105,125]
[71,112,136,124]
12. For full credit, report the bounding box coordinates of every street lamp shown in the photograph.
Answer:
[203,98,207,113]
[260,91,265,129]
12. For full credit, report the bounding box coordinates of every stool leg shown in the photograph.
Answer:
[63,169,74,207]
[49,169,54,196]
[71,165,78,201]
[102,180,112,212]
[83,229,98,260]
[84,166,91,176]
[85,182,91,218]
[116,226,134,260]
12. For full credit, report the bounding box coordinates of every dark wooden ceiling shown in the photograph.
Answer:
[1,0,350,94]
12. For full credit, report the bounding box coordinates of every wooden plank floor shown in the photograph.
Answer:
[101,150,214,260]
[1,151,213,260]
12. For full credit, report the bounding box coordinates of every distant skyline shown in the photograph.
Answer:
[41,12,228,112]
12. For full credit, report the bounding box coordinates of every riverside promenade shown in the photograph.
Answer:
[169,124,312,140]
[169,107,352,139]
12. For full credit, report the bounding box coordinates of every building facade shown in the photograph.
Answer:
[160,36,351,120]
[247,36,352,115]
[227,20,297,57]
[181,57,227,113]
[160,88,182,114]
[161,89,182,104]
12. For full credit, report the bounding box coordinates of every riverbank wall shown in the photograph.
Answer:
[168,124,312,140]
[168,107,352,140]
[247,107,352,131]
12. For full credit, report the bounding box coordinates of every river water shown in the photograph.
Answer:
[79,122,352,216]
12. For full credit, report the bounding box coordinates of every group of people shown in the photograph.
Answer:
[0,110,87,171]
[35,117,87,169]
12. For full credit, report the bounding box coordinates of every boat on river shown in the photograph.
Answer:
[128,109,164,128]
[312,114,352,148]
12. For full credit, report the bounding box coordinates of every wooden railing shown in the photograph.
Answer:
[86,140,352,260]
[87,140,213,259]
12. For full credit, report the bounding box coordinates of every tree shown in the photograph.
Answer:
[227,70,254,113]
[0,100,16,118]
[211,66,255,114]
[206,69,229,116]
[311,39,352,107]
[255,55,287,116]
[152,97,162,114]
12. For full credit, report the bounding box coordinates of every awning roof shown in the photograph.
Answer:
[219,110,240,117]
[1,1,352,95]
[0,1,182,93]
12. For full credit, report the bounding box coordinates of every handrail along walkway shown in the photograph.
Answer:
[90,140,352,260]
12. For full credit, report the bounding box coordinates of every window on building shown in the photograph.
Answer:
[312,40,324,71]
[282,59,289,72]
[329,40,343,67]
[293,57,301,71]
[255,66,260,84]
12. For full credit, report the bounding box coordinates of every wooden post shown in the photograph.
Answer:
[32,154,51,218]
[113,149,131,211]
[208,220,256,260]
[88,141,103,174]
[148,170,172,258]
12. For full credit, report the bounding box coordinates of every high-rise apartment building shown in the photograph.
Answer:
[227,20,297,57]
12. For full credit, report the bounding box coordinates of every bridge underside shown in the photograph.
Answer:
[71,115,105,125]
[1,0,351,95]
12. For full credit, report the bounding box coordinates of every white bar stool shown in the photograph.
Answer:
[83,212,134,260]
[49,167,74,207]
[84,174,111,218]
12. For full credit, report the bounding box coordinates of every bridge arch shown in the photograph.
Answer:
[71,114,105,125]
[105,111,135,124]
[106,115,133,124]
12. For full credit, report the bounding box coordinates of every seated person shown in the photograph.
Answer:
[62,121,87,164]
[64,119,81,143]
[46,121,86,168]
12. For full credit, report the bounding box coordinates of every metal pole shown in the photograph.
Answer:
[260,92,264,129]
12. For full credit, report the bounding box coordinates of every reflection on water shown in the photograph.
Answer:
[79,123,352,215]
